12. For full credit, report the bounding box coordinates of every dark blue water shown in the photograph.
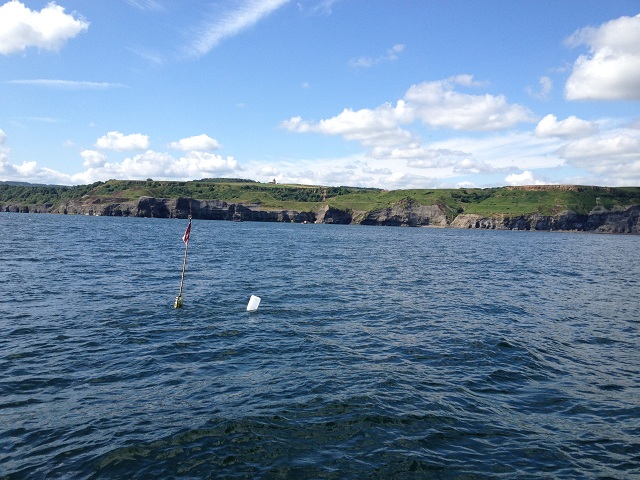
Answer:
[1,213,638,479]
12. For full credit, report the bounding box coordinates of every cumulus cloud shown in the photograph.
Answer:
[406,75,536,131]
[282,75,539,179]
[535,114,598,138]
[168,134,221,152]
[452,157,496,174]
[185,0,289,58]
[0,0,89,55]
[558,131,640,165]
[108,150,178,178]
[81,150,107,168]
[555,129,640,184]
[171,151,238,177]
[284,73,536,162]
[282,75,534,147]
[0,132,50,180]
[0,130,245,185]
[67,150,240,184]
[565,14,640,100]
[95,131,150,151]
[282,100,415,147]
[0,129,46,179]
[505,170,546,186]
[258,165,280,176]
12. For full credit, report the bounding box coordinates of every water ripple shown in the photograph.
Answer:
[0,215,639,478]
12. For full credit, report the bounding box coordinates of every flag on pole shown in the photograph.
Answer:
[182,221,191,244]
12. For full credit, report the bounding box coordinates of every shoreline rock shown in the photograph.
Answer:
[2,196,639,234]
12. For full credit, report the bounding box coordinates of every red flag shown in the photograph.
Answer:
[182,221,191,244]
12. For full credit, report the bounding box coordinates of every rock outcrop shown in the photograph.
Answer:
[2,195,639,234]
[450,205,640,233]
[360,198,449,227]
[314,205,354,224]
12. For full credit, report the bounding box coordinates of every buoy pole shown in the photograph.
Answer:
[175,215,192,309]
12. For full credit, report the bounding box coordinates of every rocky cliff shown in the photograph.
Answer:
[2,196,316,223]
[450,205,640,233]
[359,197,450,227]
[2,195,639,233]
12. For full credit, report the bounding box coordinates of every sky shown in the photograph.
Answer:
[1,0,639,189]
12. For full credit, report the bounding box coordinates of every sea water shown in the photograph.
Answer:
[0,213,638,479]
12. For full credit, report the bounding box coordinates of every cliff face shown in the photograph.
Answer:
[314,205,354,224]
[360,198,449,227]
[2,196,639,234]
[1,196,316,223]
[451,205,640,234]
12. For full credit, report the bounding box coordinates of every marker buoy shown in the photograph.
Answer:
[247,295,261,312]
[174,296,183,309]
[174,216,192,309]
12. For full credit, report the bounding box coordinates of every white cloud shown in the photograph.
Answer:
[556,129,640,184]
[282,75,542,181]
[349,43,405,68]
[0,0,89,55]
[285,75,535,147]
[0,128,9,154]
[95,131,150,151]
[368,145,467,169]
[81,150,107,168]
[505,170,546,186]
[127,47,165,66]
[309,0,339,15]
[527,76,553,100]
[171,151,239,177]
[0,131,45,181]
[0,130,245,185]
[360,161,392,176]
[535,114,598,138]
[282,75,536,159]
[565,14,640,100]
[258,165,280,176]
[124,0,163,11]
[108,150,176,178]
[406,76,536,131]
[8,79,126,89]
[558,130,640,165]
[452,157,496,174]
[168,134,221,152]
[431,131,565,171]
[282,100,415,147]
[72,150,240,184]
[185,0,290,58]
[0,129,11,174]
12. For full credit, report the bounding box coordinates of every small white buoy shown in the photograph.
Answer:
[247,295,261,312]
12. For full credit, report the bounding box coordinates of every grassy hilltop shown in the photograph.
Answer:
[2,178,640,219]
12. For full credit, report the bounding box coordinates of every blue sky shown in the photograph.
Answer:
[1,0,639,189]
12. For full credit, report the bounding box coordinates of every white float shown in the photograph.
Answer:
[247,295,261,312]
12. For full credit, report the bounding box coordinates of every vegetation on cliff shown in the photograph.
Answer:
[2,179,640,219]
